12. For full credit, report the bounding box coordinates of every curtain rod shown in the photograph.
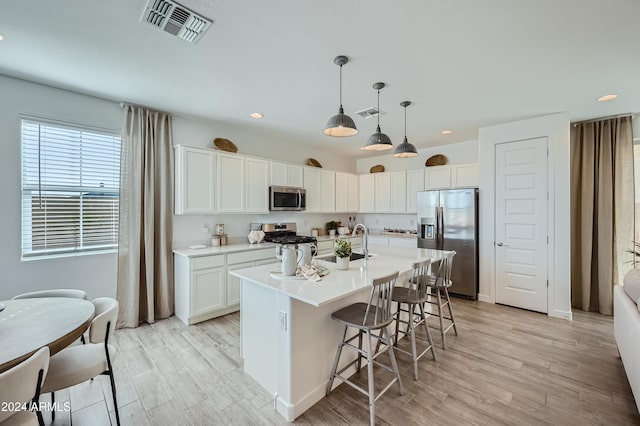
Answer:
[571,113,634,127]
[120,102,174,119]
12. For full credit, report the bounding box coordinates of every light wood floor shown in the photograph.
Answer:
[41,299,640,425]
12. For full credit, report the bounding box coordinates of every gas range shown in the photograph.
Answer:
[262,223,317,245]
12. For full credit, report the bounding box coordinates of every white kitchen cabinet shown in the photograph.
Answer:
[347,174,359,212]
[175,254,226,325]
[359,174,375,213]
[425,165,452,189]
[174,145,216,214]
[245,157,269,213]
[304,167,321,212]
[217,153,245,212]
[374,173,391,212]
[390,172,407,213]
[320,170,336,212]
[270,162,304,187]
[335,172,359,213]
[389,237,417,249]
[406,169,425,213]
[316,240,334,256]
[368,236,390,247]
[452,163,479,188]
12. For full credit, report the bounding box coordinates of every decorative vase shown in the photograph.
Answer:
[336,256,350,270]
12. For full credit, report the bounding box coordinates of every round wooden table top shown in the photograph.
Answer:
[0,298,95,373]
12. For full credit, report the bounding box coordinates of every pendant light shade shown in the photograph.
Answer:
[362,82,393,150]
[324,56,358,137]
[393,101,418,158]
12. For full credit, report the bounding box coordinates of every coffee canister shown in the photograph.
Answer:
[212,235,221,246]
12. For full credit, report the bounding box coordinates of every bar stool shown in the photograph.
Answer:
[326,271,404,426]
[390,259,437,380]
[426,251,458,349]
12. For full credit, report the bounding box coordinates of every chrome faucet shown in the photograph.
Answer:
[352,223,368,265]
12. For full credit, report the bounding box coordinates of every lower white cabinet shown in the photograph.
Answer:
[174,247,276,325]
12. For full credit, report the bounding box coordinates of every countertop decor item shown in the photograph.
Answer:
[334,238,352,270]
[362,82,393,151]
[426,154,447,167]
[307,158,323,168]
[324,55,358,137]
[213,137,238,153]
[369,164,385,173]
[393,101,418,158]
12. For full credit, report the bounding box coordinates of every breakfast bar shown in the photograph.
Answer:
[231,245,451,421]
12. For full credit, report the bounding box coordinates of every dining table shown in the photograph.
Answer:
[0,298,95,373]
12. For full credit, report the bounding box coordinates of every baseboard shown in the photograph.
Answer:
[478,293,493,303]
[549,308,572,321]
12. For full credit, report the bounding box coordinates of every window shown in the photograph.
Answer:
[21,118,121,258]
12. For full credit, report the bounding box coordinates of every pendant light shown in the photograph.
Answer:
[393,101,418,158]
[324,55,358,137]
[362,82,393,150]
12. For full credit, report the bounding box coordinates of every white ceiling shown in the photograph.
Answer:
[0,0,638,158]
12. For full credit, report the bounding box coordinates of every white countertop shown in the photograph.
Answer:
[173,242,276,258]
[314,232,416,242]
[230,245,451,307]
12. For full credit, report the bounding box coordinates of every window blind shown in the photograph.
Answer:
[21,119,121,258]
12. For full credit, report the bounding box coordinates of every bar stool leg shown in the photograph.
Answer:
[444,288,458,336]
[394,301,401,346]
[436,288,447,349]
[357,330,363,371]
[366,330,376,426]
[419,303,437,361]
[408,302,418,380]
[326,325,348,396]
[385,325,404,396]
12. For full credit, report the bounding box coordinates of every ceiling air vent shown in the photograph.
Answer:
[355,107,386,119]
[141,0,212,44]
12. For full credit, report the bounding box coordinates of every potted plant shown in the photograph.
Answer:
[334,238,352,270]
[326,220,340,237]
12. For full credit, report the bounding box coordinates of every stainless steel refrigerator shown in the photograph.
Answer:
[417,188,478,299]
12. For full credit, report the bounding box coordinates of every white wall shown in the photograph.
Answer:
[478,113,571,320]
[355,139,478,174]
[0,75,122,300]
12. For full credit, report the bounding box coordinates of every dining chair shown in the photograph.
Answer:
[326,271,404,426]
[425,251,458,349]
[41,297,120,425]
[11,289,88,300]
[0,347,49,426]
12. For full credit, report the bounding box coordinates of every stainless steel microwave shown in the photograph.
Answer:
[269,186,306,211]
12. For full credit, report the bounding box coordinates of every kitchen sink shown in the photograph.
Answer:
[317,252,375,263]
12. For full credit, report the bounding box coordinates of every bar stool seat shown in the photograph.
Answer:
[326,271,404,426]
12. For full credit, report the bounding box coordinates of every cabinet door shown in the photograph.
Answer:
[347,174,359,212]
[304,167,321,212]
[316,240,334,255]
[374,173,391,212]
[217,154,245,212]
[227,261,254,306]
[320,170,336,212]
[359,174,375,213]
[287,165,304,187]
[406,169,424,213]
[270,162,287,186]
[192,267,225,316]
[335,173,348,212]
[425,166,451,189]
[390,172,407,213]
[452,163,479,188]
[175,146,215,214]
[245,157,269,213]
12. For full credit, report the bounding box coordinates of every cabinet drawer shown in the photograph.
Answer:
[227,248,276,265]
[192,255,225,270]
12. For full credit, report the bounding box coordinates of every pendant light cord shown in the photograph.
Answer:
[404,105,407,138]
[377,90,381,127]
[339,64,343,108]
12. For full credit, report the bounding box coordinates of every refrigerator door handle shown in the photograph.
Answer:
[437,206,444,249]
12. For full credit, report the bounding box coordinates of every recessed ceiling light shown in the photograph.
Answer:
[0,34,4,41]
[250,112,263,119]
[441,129,453,135]
[597,94,618,102]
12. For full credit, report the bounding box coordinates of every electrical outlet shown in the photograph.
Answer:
[278,311,287,330]
[202,223,209,233]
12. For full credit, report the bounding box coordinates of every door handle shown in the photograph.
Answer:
[496,242,509,247]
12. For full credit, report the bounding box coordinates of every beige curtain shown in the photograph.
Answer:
[117,105,174,328]
[571,116,634,315]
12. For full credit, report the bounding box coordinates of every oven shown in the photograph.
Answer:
[269,186,306,211]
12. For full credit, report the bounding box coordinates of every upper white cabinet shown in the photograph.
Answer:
[174,145,216,214]
[335,172,359,213]
[406,169,425,213]
[359,174,375,213]
[304,167,321,212]
[270,162,304,187]
[320,170,336,212]
[390,172,407,213]
[217,153,245,212]
[452,163,479,188]
[425,165,451,189]
[245,157,269,213]
[374,173,391,212]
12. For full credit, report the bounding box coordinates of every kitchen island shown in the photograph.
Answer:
[230,245,451,421]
